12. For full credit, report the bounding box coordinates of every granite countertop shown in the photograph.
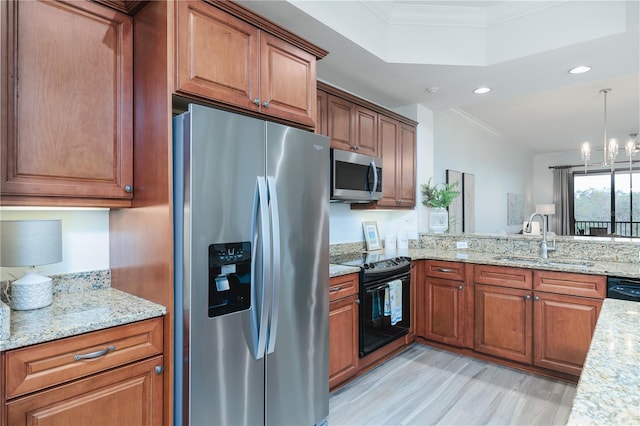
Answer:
[567,298,640,425]
[0,288,166,352]
[330,248,640,278]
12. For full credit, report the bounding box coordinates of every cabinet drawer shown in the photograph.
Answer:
[329,273,359,301]
[6,355,164,426]
[5,317,163,399]
[474,265,532,290]
[533,271,606,298]
[425,260,465,281]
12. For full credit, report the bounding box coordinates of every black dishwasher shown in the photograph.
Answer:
[607,276,640,302]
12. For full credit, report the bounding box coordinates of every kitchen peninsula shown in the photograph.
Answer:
[330,232,640,424]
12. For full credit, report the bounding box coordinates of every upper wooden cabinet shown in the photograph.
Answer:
[319,83,418,209]
[316,89,328,136]
[324,93,378,156]
[1,0,133,207]
[175,1,322,128]
[376,116,416,207]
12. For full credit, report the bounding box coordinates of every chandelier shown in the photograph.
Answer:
[580,88,639,173]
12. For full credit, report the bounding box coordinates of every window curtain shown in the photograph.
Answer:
[552,167,573,235]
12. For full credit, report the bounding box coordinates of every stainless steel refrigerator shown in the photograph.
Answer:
[173,104,330,425]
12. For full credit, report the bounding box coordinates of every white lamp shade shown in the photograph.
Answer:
[1,220,62,267]
[536,204,556,215]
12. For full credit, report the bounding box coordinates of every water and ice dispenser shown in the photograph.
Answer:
[208,241,251,317]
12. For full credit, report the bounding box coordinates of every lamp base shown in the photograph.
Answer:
[9,270,53,310]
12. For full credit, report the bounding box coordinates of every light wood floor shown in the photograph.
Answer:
[328,344,576,426]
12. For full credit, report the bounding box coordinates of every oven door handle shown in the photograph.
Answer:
[365,283,391,293]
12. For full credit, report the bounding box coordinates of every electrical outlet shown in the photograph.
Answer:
[456,241,468,249]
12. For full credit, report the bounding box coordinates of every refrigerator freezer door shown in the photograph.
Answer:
[182,105,267,426]
[265,123,330,425]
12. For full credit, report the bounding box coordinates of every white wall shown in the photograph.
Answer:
[0,208,109,281]
[434,109,534,234]
[532,150,580,207]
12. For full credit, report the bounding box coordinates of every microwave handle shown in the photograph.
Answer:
[369,159,378,196]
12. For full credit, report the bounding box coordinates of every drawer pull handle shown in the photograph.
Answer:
[438,268,452,273]
[330,286,343,293]
[458,285,463,290]
[74,345,115,361]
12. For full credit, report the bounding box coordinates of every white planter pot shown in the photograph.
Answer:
[430,207,449,233]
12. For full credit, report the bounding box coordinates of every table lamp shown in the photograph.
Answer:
[535,204,556,232]
[1,220,62,310]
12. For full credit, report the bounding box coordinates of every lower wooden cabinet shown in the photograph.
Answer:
[329,273,359,390]
[2,317,164,425]
[415,262,606,379]
[424,277,466,348]
[6,355,163,426]
[474,283,533,364]
[533,291,602,376]
[419,260,472,348]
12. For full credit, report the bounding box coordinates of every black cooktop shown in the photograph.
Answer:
[331,251,411,270]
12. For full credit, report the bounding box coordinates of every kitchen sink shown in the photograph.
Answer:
[493,256,542,265]
[493,256,593,269]
[544,260,594,269]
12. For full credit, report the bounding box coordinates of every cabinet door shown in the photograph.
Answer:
[329,294,359,390]
[371,116,415,208]
[424,277,465,347]
[376,115,399,207]
[260,32,316,127]
[175,1,260,111]
[533,292,601,376]
[327,95,355,151]
[6,356,163,426]
[397,123,416,207]
[354,106,378,156]
[2,0,133,205]
[474,284,532,364]
[317,90,328,136]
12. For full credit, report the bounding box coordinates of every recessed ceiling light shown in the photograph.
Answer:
[473,87,491,94]
[569,65,591,74]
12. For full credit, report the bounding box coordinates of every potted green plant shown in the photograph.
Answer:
[421,178,460,233]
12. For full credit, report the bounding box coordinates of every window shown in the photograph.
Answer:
[572,168,640,236]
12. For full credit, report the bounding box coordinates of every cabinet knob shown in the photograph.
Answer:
[253,98,260,106]
[124,185,133,193]
[534,295,540,301]
[458,285,463,290]
[525,295,531,300]
[262,101,270,108]
[155,365,164,375]
[355,299,360,304]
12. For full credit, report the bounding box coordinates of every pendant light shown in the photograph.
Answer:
[580,88,619,172]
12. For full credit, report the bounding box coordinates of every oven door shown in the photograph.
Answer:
[359,273,410,357]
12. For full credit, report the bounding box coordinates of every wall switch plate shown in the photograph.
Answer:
[456,241,468,249]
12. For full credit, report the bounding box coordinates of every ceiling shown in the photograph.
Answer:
[238,0,640,156]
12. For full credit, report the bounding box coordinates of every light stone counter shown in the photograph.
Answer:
[0,288,166,352]
[330,248,640,278]
[567,298,640,425]
[329,264,360,278]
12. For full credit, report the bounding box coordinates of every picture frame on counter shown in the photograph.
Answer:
[363,221,381,251]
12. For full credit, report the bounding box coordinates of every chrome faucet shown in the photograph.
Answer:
[526,212,556,259]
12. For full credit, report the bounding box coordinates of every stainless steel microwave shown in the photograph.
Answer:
[330,149,382,202]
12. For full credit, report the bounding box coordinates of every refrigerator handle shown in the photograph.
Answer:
[266,176,281,354]
[250,176,271,360]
